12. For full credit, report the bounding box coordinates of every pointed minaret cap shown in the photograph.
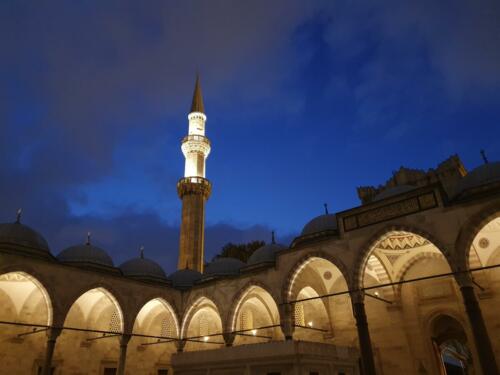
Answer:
[190,74,205,114]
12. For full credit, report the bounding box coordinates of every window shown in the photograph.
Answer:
[310,372,319,375]
[198,314,209,337]
[240,309,253,331]
[294,303,305,326]
[109,311,121,333]
[103,368,117,375]
[158,370,168,375]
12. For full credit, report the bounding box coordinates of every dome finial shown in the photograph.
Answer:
[480,149,489,164]
[324,203,329,215]
[140,245,144,259]
[16,208,22,223]
[86,232,91,245]
[271,231,276,244]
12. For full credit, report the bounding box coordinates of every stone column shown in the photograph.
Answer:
[456,273,498,375]
[223,332,235,347]
[279,304,295,340]
[350,292,376,375]
[117,334,131,375]
[175,339,186,352]
[42,327,62,375]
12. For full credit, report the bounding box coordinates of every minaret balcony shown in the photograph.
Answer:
[177,177,212,199]
[181,135,211,157]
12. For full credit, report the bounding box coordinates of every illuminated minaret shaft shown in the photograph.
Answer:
[177,76,211,272]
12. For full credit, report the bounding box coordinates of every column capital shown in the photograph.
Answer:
[46,327,62,342]
[222,332,235,347]
[175,339,186,352]
[120,334,132,347]
[349,290,365,304]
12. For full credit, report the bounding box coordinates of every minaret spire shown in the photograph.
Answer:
[177,75,212,273]
[190,74,205,114]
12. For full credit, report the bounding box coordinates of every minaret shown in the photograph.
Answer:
[177,75,212,272]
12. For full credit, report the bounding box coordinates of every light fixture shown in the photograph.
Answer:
[374,291,380,297]
[307,321,313,327]
[251,329,257,336]
[203,336,209,342]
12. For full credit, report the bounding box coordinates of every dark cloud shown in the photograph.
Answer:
[1,1,499,273]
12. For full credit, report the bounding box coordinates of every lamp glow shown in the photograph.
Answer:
[307,321,313,327]
[251,329,257,336]
[203,336,209,342]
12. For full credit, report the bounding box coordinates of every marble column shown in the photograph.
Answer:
[458,279,498,375]
[351,292,376,375]
[42,327,61,375]
[279,304,295,340]
[117,334,131,375]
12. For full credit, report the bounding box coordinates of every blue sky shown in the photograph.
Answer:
[1,0,499,273]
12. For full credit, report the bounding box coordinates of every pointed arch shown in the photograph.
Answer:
[0,271,53,325]
[228,283,280,333]
[133,297,180,339]
[181,296,222,339]
[454,203,500,271]
[283,251,351,302]
[352,224,454,290]
[63,287,124,333]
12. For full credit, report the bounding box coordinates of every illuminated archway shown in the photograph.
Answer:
[231,285,282,345]
[55,287,124,374]
[359,229,457,375]
[285,255,352,344]
[0,271,53,374]
[182,297,223,351]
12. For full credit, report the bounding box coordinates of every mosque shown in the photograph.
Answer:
[0,77,499,375]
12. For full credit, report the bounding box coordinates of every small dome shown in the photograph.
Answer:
[247,243,286,265]
[301,214,338,236]
[120,257,166,281]
[168,268,202,289]
[0,221,50,255]
[57,243,114,268]
[373,185,415,202]
[204,257,244,277]
[458,162,500,193]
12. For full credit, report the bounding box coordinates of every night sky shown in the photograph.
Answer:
[1,1,499,273]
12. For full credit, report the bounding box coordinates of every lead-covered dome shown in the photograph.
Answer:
[301,214,338,236]
[120,254,167,282]
[373,185,415,202]
[0,221,50,256]
[204,257,244,277]
[458,162,500,193]
[168,268,202,289]
[57,241,114,268]
[247,243,286,265]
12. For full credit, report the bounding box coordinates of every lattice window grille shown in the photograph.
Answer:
[294,303,305,326]
[109,310,121,333]
[161,317,173,338]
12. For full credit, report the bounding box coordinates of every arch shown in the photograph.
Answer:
[454,203,500,272]
[180,296,222,340]
[0,271,53,325]
[283,251,351,302]
[229,283,280,335]
[352,224,454,290]
[132,297,180,339]
[228,281,280,332]
[63,287,124,333]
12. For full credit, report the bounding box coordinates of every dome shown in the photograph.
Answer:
[168,268,202,289]
[120,256,167,281]
[57,243,114,268]
[301,214,338,236]
[373,185,415,202]
[0,221,50,255]
[204,257,244,277]
[458,162,500,193]
[247,243,286,265]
